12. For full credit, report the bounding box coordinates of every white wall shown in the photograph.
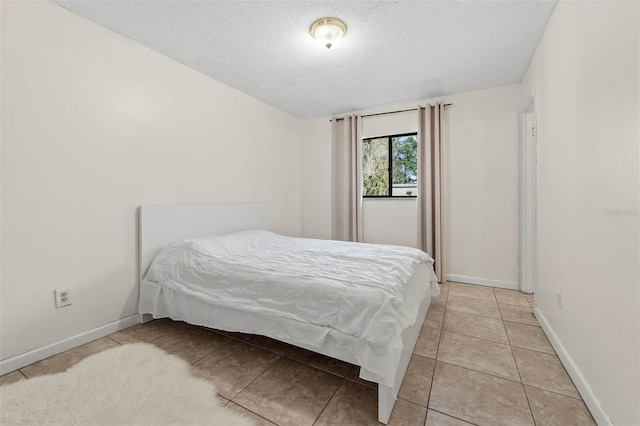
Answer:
[0,1,302,360]
[300,117,331,240]
[521,1,639,424]
[360,199,418,247]
[445,86,521,285]
[301,84,522,285]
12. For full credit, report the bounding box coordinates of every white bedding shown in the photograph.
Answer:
[143,230,438,356]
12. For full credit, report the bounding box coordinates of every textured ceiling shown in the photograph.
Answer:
[54,0,557,119]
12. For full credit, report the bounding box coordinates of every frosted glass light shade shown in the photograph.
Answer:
[310,18,346,49]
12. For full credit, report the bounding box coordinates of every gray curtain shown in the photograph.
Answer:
[418,104,448,282]
[331,115,363,242]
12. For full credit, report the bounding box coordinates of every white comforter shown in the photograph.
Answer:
[145,230,434,355]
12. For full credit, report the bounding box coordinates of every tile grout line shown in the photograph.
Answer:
[105,335,123,345]
[214,333,295,367]
[449,285,531,308]
[218,333,352,379]
[438,287,515,346]
[522,385,540,426]
[435,336,523,384]
[16,337,129,379]
[496,287,506,322]
[393,397,428,424]
[428,288,482,425]
[523,383,586,402]
[436,350,584,402]
[343,373,376,389]
[444,305,502,321]
[189,338,233,366]
[226,401,278,426]
[497,312,541,328]
[223,351,349,421]
[429,408,480,425]
[424,284,448,412]
[512,343,588,402]
[498,302,537,311]
[312,377,345,426]
[227,355,282,403]
[447,293,497,304]
[441,326,512,348]
[210,330,379,397]
[502,321,557,355]
[497,286,537,425]
[497,302,533,308]
[491,348,586,402]
[435,358,527,386]
[494,288,532,308]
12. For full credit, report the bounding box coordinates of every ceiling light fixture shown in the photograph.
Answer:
[310,17,346,49]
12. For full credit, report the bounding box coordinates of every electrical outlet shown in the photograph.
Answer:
[55,287,72,308]
[557,291,562,309]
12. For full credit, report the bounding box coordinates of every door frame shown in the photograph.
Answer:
[520,86,538,294]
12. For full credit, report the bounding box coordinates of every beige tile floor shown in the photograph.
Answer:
[0,282,596,426]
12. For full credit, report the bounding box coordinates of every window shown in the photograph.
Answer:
[363,133,418,197]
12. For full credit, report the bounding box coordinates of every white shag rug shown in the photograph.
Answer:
[0,343,254,425]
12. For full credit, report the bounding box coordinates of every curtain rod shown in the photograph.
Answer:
[331,103,452,122]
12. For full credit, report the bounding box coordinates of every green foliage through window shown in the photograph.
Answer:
[363,133,418,197]
[363,137,389,196]
[392,135,418,185]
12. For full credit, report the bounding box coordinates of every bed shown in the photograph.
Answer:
[137,203,439,424]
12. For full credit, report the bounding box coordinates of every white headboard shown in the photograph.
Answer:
[138,203,269,281]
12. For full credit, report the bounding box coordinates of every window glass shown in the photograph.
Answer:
[392,135,418,196]
[363,133,417,197]
[363,137,389,196]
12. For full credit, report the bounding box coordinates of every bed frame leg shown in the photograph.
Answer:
[378,384,396,424]
[139,313,154,324]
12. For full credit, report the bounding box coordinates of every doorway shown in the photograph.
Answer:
[520,92,537,294]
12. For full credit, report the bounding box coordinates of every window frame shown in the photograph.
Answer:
[362,132,418,198]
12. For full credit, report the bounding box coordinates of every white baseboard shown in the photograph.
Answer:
[0,314,142,375]
[534,308,611,426]
[446,274,519,290]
